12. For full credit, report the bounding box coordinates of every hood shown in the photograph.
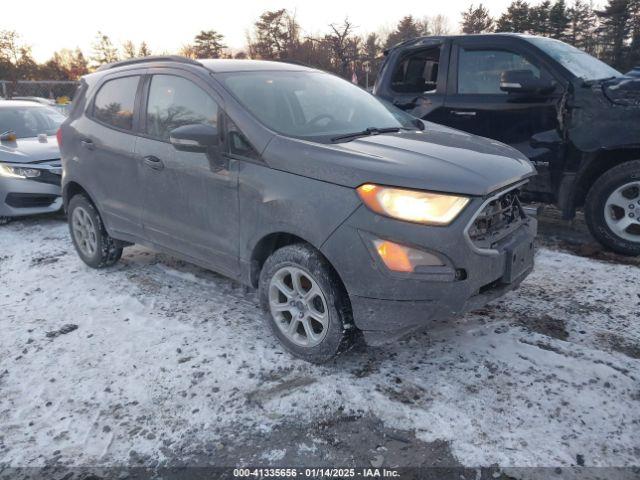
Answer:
[600,75,640,107]
[263,122,535,196]
[0,135,60,164]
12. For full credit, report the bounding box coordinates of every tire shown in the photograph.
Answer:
[584,160,640,256]
[68,194,123,268]
[0,217,11,226]
[258,243,354,363]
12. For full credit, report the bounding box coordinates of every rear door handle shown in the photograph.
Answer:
[80,139,95,150]
[144,155,164,170]
[451,110,477,117]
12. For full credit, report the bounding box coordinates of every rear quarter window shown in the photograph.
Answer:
[92,76,139,130]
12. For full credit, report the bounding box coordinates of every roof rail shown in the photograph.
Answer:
[96,55,201,72]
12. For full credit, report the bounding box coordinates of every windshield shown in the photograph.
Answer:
[220,71,418,141]
[526,36,621,81]
[0,106,65,139]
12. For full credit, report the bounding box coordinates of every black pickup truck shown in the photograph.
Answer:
[374,33,640,255]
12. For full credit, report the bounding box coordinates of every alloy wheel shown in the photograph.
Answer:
[71,206,98,257]
[604,181,640,243]
[268,266,329,348]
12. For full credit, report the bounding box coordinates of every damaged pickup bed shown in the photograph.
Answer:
[375,33,640,255]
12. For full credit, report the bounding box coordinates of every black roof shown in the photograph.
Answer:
[386,32,534,52]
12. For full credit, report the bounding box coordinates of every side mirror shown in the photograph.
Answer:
[169,124,219,152]
[500,70,555,95]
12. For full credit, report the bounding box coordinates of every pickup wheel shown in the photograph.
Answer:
[258,243,354,363]
[585,160,640,256]
[68,194,123,268]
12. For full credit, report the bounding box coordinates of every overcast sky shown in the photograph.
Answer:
[9,0,524,62]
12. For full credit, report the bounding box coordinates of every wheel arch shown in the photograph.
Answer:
[63,181,98,212]
[571,148,640,210]
[249,231,316,288]
[248,231,350,305]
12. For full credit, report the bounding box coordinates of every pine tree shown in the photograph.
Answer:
[385,16,424,48]
[627,0,640,69]
[250,9,300,60]
[496,1,532,32]
[138,42,152,57]
[568,0,598,53]
[549,0,571,39]
[193,30,227,59]
[122,40,137,59]
[597,0,632,69]
[461,4,495,34]
[91,32,119,67]
[530,1,553,35]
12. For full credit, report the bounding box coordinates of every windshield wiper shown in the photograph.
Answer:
[331,127,401,143]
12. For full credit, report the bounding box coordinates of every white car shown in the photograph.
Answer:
[0,100,65,224]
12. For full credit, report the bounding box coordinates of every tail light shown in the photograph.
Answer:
[56,128,62,147]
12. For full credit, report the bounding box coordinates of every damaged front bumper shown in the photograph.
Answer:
[321,184,537,345]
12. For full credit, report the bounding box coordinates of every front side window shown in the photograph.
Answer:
[93,76,139,130]
[457,48,542,94]
[146,75,219,141]
[220,71,418,142]
[391,46,442,94]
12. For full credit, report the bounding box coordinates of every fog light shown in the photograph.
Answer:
[373,239,444,273]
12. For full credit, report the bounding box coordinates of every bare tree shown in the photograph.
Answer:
[0,30,37,89]
[430,14,452,35]
[323,18,357,76]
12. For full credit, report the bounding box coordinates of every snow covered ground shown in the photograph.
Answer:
[0,216,639,471]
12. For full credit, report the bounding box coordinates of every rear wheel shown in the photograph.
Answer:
[585,160,640,256]
[68,194,123,268]
[259,243,354,363]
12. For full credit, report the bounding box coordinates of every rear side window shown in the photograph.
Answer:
[391,46,441,94]
[145,75,219,141]
[457,48,541,94]
[93,76,139,130]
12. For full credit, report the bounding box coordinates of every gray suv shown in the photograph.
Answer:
[59,56,537,363]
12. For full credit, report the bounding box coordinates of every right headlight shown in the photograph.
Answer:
[0,164,41,179]
[357,183,469,225]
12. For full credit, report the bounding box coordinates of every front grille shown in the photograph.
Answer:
[468,189,525,250]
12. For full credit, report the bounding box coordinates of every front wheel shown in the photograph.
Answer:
[0,217,11,226]
[68,194,123,268]
[585,160,640,256]
[258,243,354,363]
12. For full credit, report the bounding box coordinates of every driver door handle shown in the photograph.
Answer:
[144,155,164,170]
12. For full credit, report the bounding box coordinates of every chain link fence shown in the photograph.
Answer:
[0,80,80,115]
